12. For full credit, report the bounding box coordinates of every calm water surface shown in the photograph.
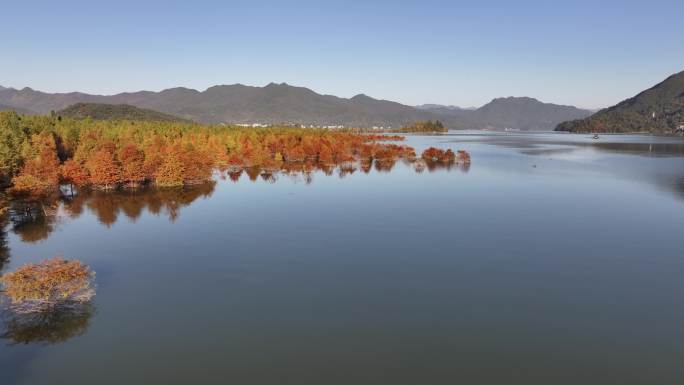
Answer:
[1,132,684,385]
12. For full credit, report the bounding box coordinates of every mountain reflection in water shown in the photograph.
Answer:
[445,132,684,201]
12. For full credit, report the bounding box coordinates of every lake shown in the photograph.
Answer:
[1,132,684,385]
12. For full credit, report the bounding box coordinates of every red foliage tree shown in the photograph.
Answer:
[87,149,122,189]
[318,144,334,165]
[421,147,445,161]
[61,159,90,187]
[179,145,213,184]
[285,145,306,162]
[442,149,456,163]
[119,143,146,187]
[10,134,61,198]
[155,150,184,187]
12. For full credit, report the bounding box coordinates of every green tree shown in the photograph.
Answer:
[0,111,27,184]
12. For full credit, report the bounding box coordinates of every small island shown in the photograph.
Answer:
[397,120,448,133]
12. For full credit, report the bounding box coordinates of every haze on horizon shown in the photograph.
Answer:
[3,0,683,110]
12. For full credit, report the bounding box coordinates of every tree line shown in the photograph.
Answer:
[0,111,427,199]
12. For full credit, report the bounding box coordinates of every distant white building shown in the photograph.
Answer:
[235,123,270,128]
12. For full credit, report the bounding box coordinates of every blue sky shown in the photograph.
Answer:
[2,0,683,109]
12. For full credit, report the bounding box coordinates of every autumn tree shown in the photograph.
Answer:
[285,145,306,162]
[0,112,474,195]
[442,149,456,163]
[0,257,96,314]
[155,150,184,187]
[179,144,213,184]
[60,159,90,193]
[119,143,146,187]
[142,138,165,180]
[421,147,444,161]
[86,149,122,189]
[10,133,61,199]
[318,144,334,165]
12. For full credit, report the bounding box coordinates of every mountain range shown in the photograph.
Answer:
[556,71,684,134]
[0,82,592,130]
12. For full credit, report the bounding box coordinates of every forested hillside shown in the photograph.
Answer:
[57,103,189,122]
[556,71,684,134]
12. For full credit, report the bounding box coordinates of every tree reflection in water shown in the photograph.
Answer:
[64,182,217,225]
[0,158,468,346]
[0,195,9,272]
[2,160,468,244]
[414,159,471,174]
[0,231,8,272]
[1,303,95,345]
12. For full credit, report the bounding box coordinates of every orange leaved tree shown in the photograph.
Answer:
[10,134,61,199]
[119,143,146,187]
[179,144,213,184]
[86,149,122,189]
[61,159,90,188]
[155,150,185,187]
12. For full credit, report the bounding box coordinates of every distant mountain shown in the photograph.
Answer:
[57,103,189,122]
[0,82,590,130]
[471,97,593,131]
[0,103,36,115]
[417,104,477,112]
[556,71,684,134]
[0,83,467,128]
[419,97,592,131]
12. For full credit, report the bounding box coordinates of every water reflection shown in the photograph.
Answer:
[1,303,95,345]
[223,159,466,184]
[66,182,217,225]
[1,183,216,244]
[584,140,684,157]
[8,200,60,243]
[447,132,684,201]
[0,200,9,272]
[418,159,471,173]
[451,133,684,157]
[519,141,684,157]
[2,159,467,244]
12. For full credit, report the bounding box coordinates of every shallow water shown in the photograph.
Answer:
[1,132,684,385]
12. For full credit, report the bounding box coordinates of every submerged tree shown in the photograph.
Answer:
[422,147,470,164]
[0,257,96,314]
